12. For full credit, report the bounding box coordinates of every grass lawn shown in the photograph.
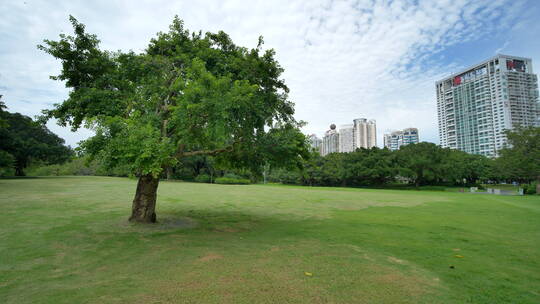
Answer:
[1,176,539,303]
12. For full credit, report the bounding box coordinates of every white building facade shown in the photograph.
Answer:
[353,118,377,149]
[338,124,355,152]
[383,128,419,151]
[436,54,539,157]
[318,118,377,156]
[321,124,339,156]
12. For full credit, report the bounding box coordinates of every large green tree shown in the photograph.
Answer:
[0,96,14,175]
[39,16,308,222]
[497,127,540,190]
[0,106,73,176]
[444,150,492,185]
[344,148,396,186]
[396,142,448,187]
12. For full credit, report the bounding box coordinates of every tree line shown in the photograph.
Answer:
[3,84,538,193]
[22,126,539,195]
[0,95,73,176]
[2,93,538,194]
[272,127,539,192]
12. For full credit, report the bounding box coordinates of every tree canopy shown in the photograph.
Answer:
[39,16,308,222]
[496,127,540,192]
[270,143,498,188]
[396,142,449,187]
[0,99,73,176]
[0,95,7,128]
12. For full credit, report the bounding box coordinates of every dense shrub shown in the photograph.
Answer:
[195,174,211,183]
[420,185,451,191]
[94,163,130,177]
[27,158,96,176]
[27,164,64,176]
[214,177,250,185]
[222,173,244,179]
[267,168,299,184]
[0,150,15,176]
[27,157,130,177]
[522,182,538,195]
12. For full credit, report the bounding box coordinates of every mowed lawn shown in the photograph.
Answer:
[0,177,539,303]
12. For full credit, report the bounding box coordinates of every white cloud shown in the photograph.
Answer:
[0,0,535,147]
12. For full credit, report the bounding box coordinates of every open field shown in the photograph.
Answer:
[0,176,539,303]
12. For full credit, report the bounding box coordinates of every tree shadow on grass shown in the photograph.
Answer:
[116,208,300,239]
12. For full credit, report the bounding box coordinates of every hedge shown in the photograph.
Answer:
[195,174,211,183]
[522,182,538,195]
[214,177,250,185]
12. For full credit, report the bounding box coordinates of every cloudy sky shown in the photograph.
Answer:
[1,0,539,147]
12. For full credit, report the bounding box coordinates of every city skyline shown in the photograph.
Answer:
[318,118,377,155]
[1,1,540,147]
[313,122,420,154]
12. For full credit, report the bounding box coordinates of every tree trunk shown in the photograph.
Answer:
[15,166,25,176]
[166,166,173,180]
[415,170,423,188]
[129,174,159,223]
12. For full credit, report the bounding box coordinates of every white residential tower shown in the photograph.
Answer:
[436,54,539,157]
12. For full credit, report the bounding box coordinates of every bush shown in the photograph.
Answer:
[27,158,98,176]
[195,174,211,183]
[0,150,15,176]
[522,182,538,195]
[417,185,448,191]
[0,167,14,177]
[27,157,133,177]
[214,177,250,185]
[267,168,300,185]
[223,173,243,179]
[28,164,62,176]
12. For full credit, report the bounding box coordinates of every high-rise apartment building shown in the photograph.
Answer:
[353,118,377,149]
[383,133,394,150]
[402,128,419,146]
[318,118,377,156]
[321,124,339,156]
[383,128,419,151]
[308,134,322,153]
[436,54,539,157]
[338,124,355,152]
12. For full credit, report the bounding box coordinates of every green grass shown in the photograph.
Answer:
[0,176,539,303]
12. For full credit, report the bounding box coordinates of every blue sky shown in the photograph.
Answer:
[1,0,539,147]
